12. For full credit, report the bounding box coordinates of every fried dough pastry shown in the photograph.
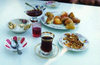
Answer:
[45,12,54,18]
[61,11,68,18]
[71,17,80,24]
[64,17,73,25]
[65,23,75,29]
[53,16,62,24]
[61,17,68,23]
[45,12,54,24]
[69,12,75,18]
[46,17,54,24]
[64,18,75,29]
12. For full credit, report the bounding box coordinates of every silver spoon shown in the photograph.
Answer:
[25,2,35,9]
[13,40,22,55]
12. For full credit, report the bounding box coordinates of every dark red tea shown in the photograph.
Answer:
[26,9,42,17]
[32,27,41,37]
[41,36,53,52]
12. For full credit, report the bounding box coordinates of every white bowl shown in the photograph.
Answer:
[8,19,31,33]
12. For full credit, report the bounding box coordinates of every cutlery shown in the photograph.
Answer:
[13,36,22,55]
[25,2,35,9]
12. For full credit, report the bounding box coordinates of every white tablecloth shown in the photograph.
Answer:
[0,0,100,65]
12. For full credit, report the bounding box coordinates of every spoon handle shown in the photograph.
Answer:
[17,48,22,55]
[25,2,35,9]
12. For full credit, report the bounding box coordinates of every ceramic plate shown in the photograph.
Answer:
[45,1,60,8]
[41,12,78,30]
[58,33,89,51]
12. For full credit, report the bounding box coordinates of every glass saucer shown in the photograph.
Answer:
[34,43,59,59]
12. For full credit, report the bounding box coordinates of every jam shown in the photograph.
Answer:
[26,9,42,17]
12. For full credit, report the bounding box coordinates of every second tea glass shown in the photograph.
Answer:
[40,32,55,55]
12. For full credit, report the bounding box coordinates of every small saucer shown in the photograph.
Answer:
[34,43,59,59]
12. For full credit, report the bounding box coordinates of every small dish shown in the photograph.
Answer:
[5,36,27,52]
[45,1,60,8]
[58,33,89,51]
[34,43,59,59]
[8,19,31,33]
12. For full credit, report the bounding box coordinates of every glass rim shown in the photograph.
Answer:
[42,32,55,38]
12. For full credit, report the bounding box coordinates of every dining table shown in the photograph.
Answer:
[0,0,100,65]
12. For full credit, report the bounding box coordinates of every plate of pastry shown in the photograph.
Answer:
[58,33,89,51]
[41,11,80,30]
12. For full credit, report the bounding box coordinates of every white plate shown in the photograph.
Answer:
[45,1,60,8]
[58,33,89,51]
[41,12,78,30]
[34,43,59,59]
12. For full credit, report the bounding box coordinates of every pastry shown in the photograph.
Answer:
[71,17,80,24]
[45,12,54,18]
[46,17,54,24]
[61,11,68,18]
[53,16,62,24]
[64,17,73,25]
[8,22,16,29]
[69,12,75,18]
[64,18,75,29]
[65,23,75,29]
[45,12,54,24]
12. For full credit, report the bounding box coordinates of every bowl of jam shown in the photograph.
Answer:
[25,5,46,18]
[26,9,42,17]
